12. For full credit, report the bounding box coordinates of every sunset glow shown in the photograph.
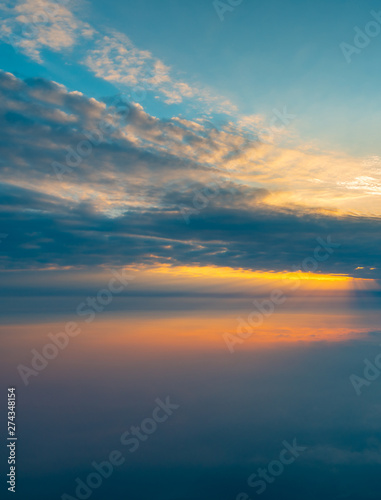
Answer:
[2,1,381,499]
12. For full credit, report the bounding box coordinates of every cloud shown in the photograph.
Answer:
[83,29,237,113]
[338,176,381,195]
[0,70,377,216]
[0,1,237,114]
[0,0,94,63]
[0,71,381,276]
[1,175,381,277]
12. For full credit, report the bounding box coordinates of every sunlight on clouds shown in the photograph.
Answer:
[0,0,238,114]
[84,29,237,112]
[338,176,381,195]
[1,68,381,222]
[1,3,381,219]
[95,264,377,295]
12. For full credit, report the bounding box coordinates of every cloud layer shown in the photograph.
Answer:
[0,71,380,277]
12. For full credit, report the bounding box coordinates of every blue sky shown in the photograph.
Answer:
[2,0,381,155]
[3,3,381,500]
[0,0,381,274]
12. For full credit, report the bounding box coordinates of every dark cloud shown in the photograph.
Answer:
[0,179,380,277]
[0,71,380,278]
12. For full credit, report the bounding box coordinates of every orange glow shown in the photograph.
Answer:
[2,309,375,357]
[110,263,376,293]
[2,265,378,353]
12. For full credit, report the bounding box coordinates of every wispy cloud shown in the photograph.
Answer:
[83,29,238,113]
[0,0,237,115]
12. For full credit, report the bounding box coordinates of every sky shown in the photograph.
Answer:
[1,1,381,499]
